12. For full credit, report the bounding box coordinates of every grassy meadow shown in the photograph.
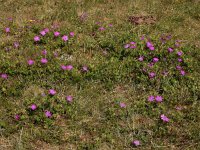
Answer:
[0,0,200,149]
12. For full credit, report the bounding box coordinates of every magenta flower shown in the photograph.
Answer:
[180,70,185,76]
[149,46,155,51]
[155,96,163,102]
[62,35,68,41]
[119,102,126,108]
[148,96,155,102]
[153,57,159,62]
[176,65,182,70]
[82,66,88,72]
[34,36,40,42]
[31,104,37,110]
[14,42,19,48]
[61,65,67,70]
[108,24,113,27]
[149,72,156,78]
[40,30,46,36]
[148,63,154,68]
[28,59,34,66]
[14,114,20,120]
[49,89,56,95]
[45,111,52,118]
[130,41,136,45]
[54,31,60,37]
[99,27,105,31]
[7,17,13,21]
[146,42,152,47]
[178,58,183,62]
[124,44,130,49]
[70,32,75,37]
[177,51,183,56]
[138,56,144,61]
[132,140,140,146]
[66,95,73,102]
[66,65,73,71]
[168,47,173,53]
[42,49,47,55]
[160,114,169,122]
[146,42,154,50]
[140,36,145,40]
[5,27,10,33]
[41,58,48,64]
[130,45,136,49]
[44,28,49,33]
[1,73,8,79]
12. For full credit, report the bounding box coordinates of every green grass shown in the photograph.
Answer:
[0,0,200,149]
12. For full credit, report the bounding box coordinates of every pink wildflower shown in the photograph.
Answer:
[160,114,169,122]
[132,140,140,146]
[70,32,75,37]
[120,102,126,108]
[54,31,60,37]
[41,58,48,64]
[49,89,56,95]
[153,57,159,62]
[148,96,155,102]
[82,66,88,72]
[45,111,52,118]
[14,42,19,48]
[66,65,73,71]
[168,47,173,53]
[1,74,8,79]
[42,49,47,55]
[66,95,73,102]
[180,70,185,76]
[178,58,182,62]
[14,114,20,120]
[61,65,67,70]
[5,27,10,33]
[138,56,144,61]
[62,35,68,41]
[149,72,156,78]
[124,44,130,49]
[177,51,183,56]
[28,59,34,65]
[44,28,49,33]
[40,30,46,36]
[99,27,105,31]
[31,104,37,110]
[34,36,40,42]
[155,96,163,102]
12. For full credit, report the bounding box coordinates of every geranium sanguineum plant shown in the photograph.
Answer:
[45,111,52,118]
[62,35,68,41]
[34,36,40,42]
[41,58,48,64]
[120,102,126,108]
[28,60,34,66]
[66,95,73,102]
[31,104,37,110]
[49,89,56,96]
[132,140,140,147]
[160,114,169,122]
[1,73,8,79]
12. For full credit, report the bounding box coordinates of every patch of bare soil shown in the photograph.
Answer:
[128,15,156,25]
